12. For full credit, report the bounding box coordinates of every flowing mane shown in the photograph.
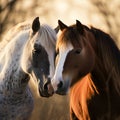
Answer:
[70,74,98,120]
[0,21,56,51]
[37,24,56,48]
[0,22,31,52]
[90,27,120,94]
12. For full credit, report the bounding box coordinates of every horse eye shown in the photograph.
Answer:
[55,50,59,56]
[55,52,59,57]
[33,49,41,54]
[75,49,81,54]
[33,44,42,54]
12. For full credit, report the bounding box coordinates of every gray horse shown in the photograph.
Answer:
[0,17,58,120]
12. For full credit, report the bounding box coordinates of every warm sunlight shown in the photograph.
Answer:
[0,0,120,120]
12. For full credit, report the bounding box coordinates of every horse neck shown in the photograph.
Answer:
[0,31,30,94]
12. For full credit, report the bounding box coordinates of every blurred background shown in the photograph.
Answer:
[0,0,120,120]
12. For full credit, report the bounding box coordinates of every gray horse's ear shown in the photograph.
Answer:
[58,20,68,31]
[54,25,59,33]
[32,17,40,33]
[76,20,84,34]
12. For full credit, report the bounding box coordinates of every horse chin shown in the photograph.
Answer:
[54,79,70,95]
[55,90,67,95]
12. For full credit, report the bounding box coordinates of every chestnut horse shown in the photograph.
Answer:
[51,20,120,120]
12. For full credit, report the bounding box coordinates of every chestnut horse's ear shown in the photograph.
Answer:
[58,20,68,31]
[76,20,84,34]
[32,17,40,33]
[54,25,59,33]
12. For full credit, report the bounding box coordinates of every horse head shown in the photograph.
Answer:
[51,20,96,95]
[21,17,59,97]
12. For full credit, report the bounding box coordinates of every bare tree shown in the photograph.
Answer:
[90,0,120,46]
[0,0,18,37]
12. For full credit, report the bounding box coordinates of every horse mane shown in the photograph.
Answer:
[90,27,120,94]
[70,74,98,120]
[0,21,31,52]
[0,21,56,53]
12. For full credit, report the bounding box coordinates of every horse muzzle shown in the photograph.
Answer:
[39,80,54,97]
[51,80,68,95]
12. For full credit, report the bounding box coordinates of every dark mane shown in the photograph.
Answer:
[90,27,120,94]
[70,26,120,120]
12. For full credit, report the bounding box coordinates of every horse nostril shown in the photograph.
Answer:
[44,82,54,96]
[44,82,48,90]
[57,81,63,89]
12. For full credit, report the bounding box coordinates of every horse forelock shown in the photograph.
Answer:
[39,24,56,47]
[56,25,92,52]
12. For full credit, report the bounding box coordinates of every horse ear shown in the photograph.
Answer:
[32,17,40,33]
[54,25,59,33]
[58,20,68,31]
[76,20,84,34]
